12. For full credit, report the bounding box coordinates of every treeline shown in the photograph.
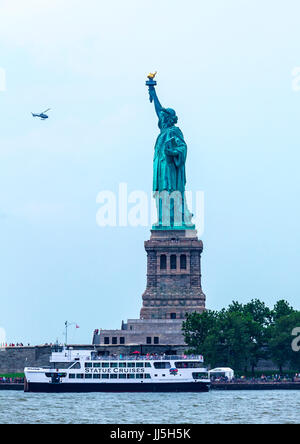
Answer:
[182,299,300,373]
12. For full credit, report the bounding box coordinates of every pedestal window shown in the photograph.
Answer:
[180,254,187,270]
[170,255,177,270]
[160,254,167,270]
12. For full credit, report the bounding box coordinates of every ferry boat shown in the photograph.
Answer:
[24,348,210,393]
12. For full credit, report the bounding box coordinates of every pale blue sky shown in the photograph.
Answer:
[0,0,300,345]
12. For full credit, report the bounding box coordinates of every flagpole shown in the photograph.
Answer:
[65,321,68,346]
[64,321,79,346]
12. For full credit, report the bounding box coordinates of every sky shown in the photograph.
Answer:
[0,0,300,345]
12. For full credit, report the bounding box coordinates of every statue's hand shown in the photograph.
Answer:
[165,138,178,156]
[165,146,178,156]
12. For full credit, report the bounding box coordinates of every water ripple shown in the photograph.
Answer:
[0,391,299,424]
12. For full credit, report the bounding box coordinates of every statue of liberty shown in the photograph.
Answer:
[146,73,194,229]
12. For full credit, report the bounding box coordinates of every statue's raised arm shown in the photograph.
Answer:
[146,72,163,118]
[150,86,163,118]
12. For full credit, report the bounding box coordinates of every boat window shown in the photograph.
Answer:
[154,362,171,369]
[136,363,144,368]
[69,374,75,379]
[145,362,152,368]
[46,372,66,378]
[127,363,135,368]
[127,374,135,379]
[145,374,151,379]
[102,363,109,368]
[76,374,84,379]
[110,363,118,368]
[69,362,81,370]
[110,374,118,379]
[175,362,202,369]
[53,362,73,369]
[119,374,126,379]
[85,374,93,379]
[102,374,109,379]
[45,372,66,378]
[93,374,101,379]
[192,372,208,380]
[85,363,93,368]
[136,374,143,379]
[93,363,101,368]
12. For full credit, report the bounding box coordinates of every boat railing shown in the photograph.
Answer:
[88,354,204,362]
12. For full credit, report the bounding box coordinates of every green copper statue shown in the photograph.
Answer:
[146,73,194,230]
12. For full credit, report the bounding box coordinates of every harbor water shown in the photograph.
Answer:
[0,390,299,424]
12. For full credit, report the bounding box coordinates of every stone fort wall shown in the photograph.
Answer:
[0,345,291,374]
[0,344,185,374]
[0,346,53,374]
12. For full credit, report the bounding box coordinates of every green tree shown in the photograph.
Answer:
[218,300,270,372]
[182,310,217,355]
[214,310,254,371]
[183,299,300,373]
[268,311,300,373]
[271,300,294,322]
[243,299,272,327]
[243,299,271,373]
[184,309,256,371]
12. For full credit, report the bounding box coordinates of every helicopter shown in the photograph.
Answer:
[32,108,51,120]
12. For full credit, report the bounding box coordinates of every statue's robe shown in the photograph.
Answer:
[153,126,187,194]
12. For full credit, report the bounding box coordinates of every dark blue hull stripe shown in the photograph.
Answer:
[27,382,210,393]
